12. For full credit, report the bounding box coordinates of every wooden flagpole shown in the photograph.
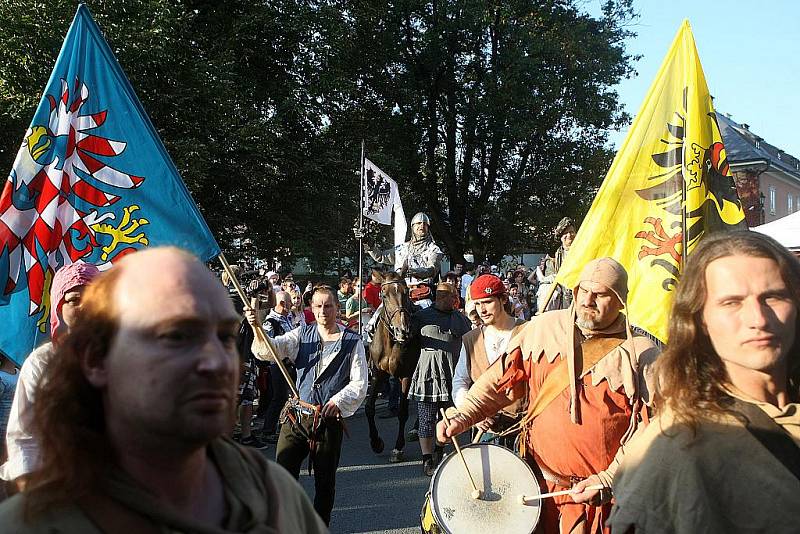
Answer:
[358,140,366,337]
[681,160,689,270]
[218,252,300,399]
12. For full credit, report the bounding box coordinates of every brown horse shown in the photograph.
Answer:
[364,270,419,462]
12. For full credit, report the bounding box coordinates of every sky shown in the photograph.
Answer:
[589,0,800,157]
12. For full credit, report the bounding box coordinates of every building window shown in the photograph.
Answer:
[769,186,776,214]
[789,194,794,214]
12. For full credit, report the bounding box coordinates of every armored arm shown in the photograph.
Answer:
[366,245,395,266]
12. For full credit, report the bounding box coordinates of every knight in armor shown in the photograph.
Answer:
[365,212,443,309]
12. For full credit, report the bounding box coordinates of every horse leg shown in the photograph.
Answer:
[389,376,412,462]
[365,370,386,454]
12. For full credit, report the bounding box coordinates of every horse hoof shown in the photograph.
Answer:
[371,437,385,454]
[389,449,404,463]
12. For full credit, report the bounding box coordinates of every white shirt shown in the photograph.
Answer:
[1,342,54,481]
[252,325,368,418]
[451,327,513,409]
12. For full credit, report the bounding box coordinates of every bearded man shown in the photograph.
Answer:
[439,258,660,534]
[366,212,442,308]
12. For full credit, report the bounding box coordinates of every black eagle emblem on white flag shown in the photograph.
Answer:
[361,158,406,246]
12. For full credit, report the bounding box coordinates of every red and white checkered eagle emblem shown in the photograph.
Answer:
[0,78,144,314]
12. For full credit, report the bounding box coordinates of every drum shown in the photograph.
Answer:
[419,492,441,534]
[428,442,541,534]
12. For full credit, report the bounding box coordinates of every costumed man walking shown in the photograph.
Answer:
[0,248,327,533]
[534,217,577,312]
[439,258,661,534]
[260,291,298,444]
[408,283,472,475]
[248,285,368,526]
[609,232,800,532]
[366,212,442,309]
[451,274,528,448]
[1,261,101,490]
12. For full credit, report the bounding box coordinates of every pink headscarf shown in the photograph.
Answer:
[50,261,101,340]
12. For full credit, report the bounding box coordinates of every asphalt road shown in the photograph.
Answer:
[259,399,431,534]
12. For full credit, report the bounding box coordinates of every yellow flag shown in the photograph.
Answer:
[555,20,745,342]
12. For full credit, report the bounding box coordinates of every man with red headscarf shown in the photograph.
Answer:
[0,261,100,488]
[439,258,661,534]
[451,274,527,449]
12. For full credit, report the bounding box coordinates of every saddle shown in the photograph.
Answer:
[409,284,432,302]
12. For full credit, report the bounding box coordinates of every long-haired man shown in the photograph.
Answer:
[0,248,326,533]
[609,231,800,532]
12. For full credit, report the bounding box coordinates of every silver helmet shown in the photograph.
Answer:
[411,212,431,226]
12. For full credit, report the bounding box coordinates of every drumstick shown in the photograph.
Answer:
[518,484,605,504]
[471,428,486,444]
[440,409,482,500]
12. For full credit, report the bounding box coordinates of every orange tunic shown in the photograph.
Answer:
[458,310,660,534]
[522,356,632,533]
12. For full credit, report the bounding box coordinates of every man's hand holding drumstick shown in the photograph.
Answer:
[436,410,469,442]
[437,410,610,506]
[570,474,610,505]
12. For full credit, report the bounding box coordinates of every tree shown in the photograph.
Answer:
[0,0,638,271]
[0,0,355,271]
[320,0,637,264]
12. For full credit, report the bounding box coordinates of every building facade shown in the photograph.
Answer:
[719,113,800,227]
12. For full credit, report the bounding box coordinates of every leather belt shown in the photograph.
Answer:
[533,453,584,489]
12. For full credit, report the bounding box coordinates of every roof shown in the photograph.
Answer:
[752,209,800,249]
[718,112,800,181]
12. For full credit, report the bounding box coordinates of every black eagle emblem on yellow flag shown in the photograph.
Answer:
[554,20,745,342]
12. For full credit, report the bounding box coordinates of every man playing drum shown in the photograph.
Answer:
[438,258,660,533]
[452,274,527,447]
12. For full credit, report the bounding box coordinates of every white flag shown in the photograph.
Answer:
[363,158,407,247]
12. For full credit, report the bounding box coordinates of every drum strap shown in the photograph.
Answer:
[516,335,626,457]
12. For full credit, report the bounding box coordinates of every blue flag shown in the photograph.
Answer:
[0,5,220,365]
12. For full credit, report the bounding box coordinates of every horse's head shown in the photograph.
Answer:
[374,270,412,344]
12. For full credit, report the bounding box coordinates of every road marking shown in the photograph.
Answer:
[298,461,421,476]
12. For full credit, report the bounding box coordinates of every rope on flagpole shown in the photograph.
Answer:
[218,252,300,399]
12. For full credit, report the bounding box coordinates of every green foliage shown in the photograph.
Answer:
[0,0,637,269]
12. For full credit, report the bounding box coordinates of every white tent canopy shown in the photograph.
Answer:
[751,211,800,250]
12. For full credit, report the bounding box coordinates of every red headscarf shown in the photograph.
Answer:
[469,274,506,301]
[50,261,101,340]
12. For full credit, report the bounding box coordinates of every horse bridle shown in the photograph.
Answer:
[380,280,410,340]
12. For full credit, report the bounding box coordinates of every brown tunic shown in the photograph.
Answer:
[609,393,800,533]
[462,320,528,418]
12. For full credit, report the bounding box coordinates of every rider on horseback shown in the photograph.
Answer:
[365,212,442,309]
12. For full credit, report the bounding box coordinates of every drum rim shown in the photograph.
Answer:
[428,442,541,534]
